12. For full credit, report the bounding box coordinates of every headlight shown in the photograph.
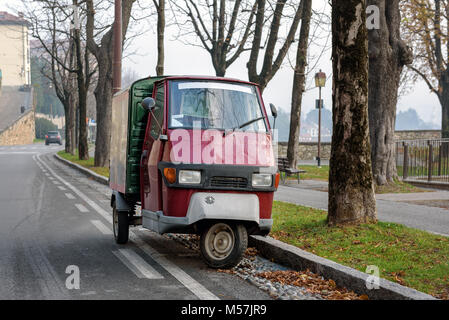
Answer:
[252,174,272,187]
[179,170,202,184]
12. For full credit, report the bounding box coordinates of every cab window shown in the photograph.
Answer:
[150,84,165,139]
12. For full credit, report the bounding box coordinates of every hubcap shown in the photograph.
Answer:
[205,223,235,261]
[113,208,118,238]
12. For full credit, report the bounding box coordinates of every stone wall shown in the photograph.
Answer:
[0,110,35,145]
[394,130,441,141]
[278,130,443,160]
[278,142,332,160]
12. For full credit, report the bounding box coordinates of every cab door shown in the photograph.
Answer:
[140,82,166,212]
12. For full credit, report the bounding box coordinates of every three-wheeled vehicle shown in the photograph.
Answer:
[110,76,279,269]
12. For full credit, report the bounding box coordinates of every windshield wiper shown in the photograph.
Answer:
[238,116,265,130]
[224,116,266,137]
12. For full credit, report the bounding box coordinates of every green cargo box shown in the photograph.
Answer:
[110,76,166,198]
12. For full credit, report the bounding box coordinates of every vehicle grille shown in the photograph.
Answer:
[210,176,248,189]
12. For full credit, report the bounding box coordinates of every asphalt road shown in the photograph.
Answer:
[276,185,449,237]
[0,144,272,300]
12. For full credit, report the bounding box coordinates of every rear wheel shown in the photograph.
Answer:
[200,222,247,269]
[113,204,129,244]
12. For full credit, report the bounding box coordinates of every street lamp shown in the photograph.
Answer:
[315,70,326,168]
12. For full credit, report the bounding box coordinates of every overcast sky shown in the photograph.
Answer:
[0,0,441,127]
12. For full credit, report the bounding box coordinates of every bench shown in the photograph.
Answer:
[277,157,306,184]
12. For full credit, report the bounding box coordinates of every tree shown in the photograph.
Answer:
[35,118,58,139]
[25,0,79,155]
[246,0,304,93]
[86,0,137,167]
[72,0,92,160]
[286,0,312,169]
[171,0,257,77]
[328,0,377,226]
[402,0,449,137]
[367,0,413,186]
[154,0,165,75]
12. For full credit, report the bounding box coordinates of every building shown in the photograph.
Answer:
[0,11,31,87]
[0,11,34,146]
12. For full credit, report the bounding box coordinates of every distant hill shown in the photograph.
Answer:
[395,109,439,130]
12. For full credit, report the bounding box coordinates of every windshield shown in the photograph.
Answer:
[169,80,267,132]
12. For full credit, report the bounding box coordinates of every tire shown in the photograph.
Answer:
[113,204,129,244]
[200,222,248,269]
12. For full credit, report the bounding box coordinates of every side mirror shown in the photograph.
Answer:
[142,97,156,111]
[270,103,278,118]
[269,103,278,132]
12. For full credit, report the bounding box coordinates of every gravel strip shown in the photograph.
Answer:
[164,234,363,300]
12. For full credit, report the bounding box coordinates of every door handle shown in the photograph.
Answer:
[140,150,148,168]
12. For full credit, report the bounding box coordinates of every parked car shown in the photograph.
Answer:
[45,131,62,145]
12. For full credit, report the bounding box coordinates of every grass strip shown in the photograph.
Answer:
[57,150,109,178]
[271,201,449,299]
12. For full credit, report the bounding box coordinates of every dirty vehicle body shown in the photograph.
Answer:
[110,76,279,268]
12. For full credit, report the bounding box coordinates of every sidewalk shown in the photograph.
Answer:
[275,182,449,237]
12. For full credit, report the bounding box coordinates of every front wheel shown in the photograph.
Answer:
[113,205,129,244]
[200,222,247,269]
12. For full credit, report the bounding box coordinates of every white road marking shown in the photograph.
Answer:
[58,186,67,191]
[35,154,219,300]
[74,204,89,213]
[0,152,38,155]
[90,220,113,235]
[65,193,75,200]
[112,249,164,280]
[129,232,220,300]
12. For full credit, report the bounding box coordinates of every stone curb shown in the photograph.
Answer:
[53,153,109,186]
[53,153,437,300]
[249,235,437,300]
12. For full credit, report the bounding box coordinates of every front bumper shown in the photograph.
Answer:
[142,192,273,235]
[46,138,61,143]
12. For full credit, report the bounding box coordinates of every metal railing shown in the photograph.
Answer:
[396,139,449,183]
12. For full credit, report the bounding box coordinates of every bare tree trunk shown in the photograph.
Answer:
[63,96,75,155]
[437,71,449,138]
[86,0,136,167]
[328,0,377,226]
[73,22,89,160]
[368,0,413,186]
[94,57,113,167]
[287,0,312,169]
[155,0,165,76]
[67,95,76,155]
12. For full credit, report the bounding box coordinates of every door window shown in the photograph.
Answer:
[150,84,165,139]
